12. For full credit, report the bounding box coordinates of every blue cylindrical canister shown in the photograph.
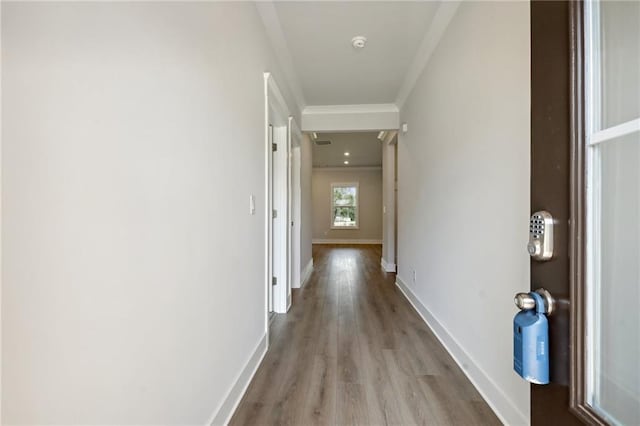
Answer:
[513,292,549,384]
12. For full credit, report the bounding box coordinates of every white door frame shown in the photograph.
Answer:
[289,118,302,291]
[381,131,398,273]
[264,73,291,334]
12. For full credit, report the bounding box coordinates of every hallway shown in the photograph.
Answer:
[230,245,500,425]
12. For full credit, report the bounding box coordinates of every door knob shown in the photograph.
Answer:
[514,288,555,315]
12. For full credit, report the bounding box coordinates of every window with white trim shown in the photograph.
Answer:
[331,183,358,229]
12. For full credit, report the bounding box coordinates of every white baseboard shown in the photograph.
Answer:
[300,258,314,287]
[380,257,396,272]
[395,276,528,426]
[312,238,382,245]
[209,334,267,426]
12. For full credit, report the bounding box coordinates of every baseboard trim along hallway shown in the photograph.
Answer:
[209,334,268,426]
[395,276,528,425]
[381,257,397,272]
[311,238,382,245]
[300,259,314,287]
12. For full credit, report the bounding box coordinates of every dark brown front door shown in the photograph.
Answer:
[532,1,640,424]
[530,1,583,424]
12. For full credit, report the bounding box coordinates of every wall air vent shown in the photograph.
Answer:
[315,140,331,146]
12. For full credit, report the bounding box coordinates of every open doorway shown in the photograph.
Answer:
[264,73,293,323]
[310,132,383,246]
[307,130,397,272]
[380,131,398,273]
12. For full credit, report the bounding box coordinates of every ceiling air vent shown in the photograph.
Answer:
[315,140,331,146]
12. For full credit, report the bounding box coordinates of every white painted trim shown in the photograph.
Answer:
[312,239,382,245]
[290,116,302,148]
[263,73,272,344]
[395,1,461,109]
[395,276,528,426]
[303,103,399,115]
[0,2,3,420]
[266,72,290,126]
[302,105,399,132]
[589,117,640,145]
[255,2,306,112]
[209,334,268,426]
[383,130,398,146]
[380,258,396,273]
[300,258,314,288]
[286,117,295,310]
[290,122,302,293]
[313,166,382,172]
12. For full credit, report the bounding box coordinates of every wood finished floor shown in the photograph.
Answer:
[230,245,501,426]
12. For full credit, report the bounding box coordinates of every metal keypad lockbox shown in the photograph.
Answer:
[513,291,550,384]
[527,210,554,261]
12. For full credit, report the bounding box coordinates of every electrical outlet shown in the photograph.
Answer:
[412,269,417,283]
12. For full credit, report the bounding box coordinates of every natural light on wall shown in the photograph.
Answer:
[585,0,640,424]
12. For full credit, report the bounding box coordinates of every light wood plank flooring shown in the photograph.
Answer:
[230,245,501,425]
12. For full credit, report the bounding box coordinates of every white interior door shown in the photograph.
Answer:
[272,125,289,313]
[268,124,274,314]
[291,146,301,289]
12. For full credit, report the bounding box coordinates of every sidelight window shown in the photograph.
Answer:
[585,1,640,424]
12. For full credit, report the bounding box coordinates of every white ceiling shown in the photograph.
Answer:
[312,132,382,167]
[272,1,441,106]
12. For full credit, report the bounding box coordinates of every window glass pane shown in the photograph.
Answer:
[333,186,357,206]
[600,1,640,129]
[590,130,640,425]
[333,207,357,227]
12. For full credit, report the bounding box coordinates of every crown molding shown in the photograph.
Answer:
[257,0,460,115]
[255,2,306,113]
[395,1,461,109]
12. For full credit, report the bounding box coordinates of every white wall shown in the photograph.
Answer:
[299,134,314,274]
[397,2,530,424]
[312,168,382,243]
[1,2,298,424]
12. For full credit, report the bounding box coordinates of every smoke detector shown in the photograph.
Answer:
[351,36,367,49]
